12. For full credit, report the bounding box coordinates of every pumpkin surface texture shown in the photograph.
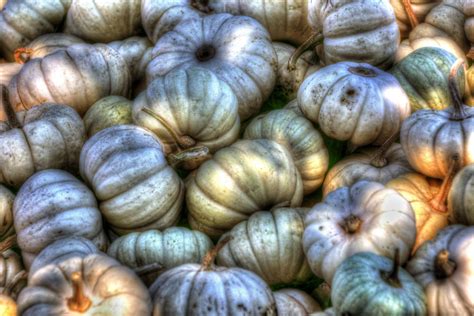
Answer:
[274,288,321,316]
[448,163,474,225]
[0,185,14,241]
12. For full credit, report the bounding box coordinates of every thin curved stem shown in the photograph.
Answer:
[67,272,92,313]
[288,32,324,71]
[369,132,398,167]
[200,235,232,271]
[401,0,419,29]
[0,234,17,253]
[430,155,459,212]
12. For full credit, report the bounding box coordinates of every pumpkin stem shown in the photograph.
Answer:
[141,107,196,149]
[448,59,467,120]
[13,48,33,64]
[430,155,459,212]
[382,248,401,288]
[200,235,232,271]
[195,44,216,62]
[288,32,324,71]
[67,272,92,313]
[340,214,361,234]
[190,0,213,13]
[133,262,165,276]
[167,145,211,169]
[0,234,17,253]
[369,132,398,168]
[2,271,27,296]
[401,0,419,29]
[434,249,457,279]
[0,85,20,129]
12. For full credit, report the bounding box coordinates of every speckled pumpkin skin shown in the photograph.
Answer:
[448,164,474,225]
[274,289,321,316]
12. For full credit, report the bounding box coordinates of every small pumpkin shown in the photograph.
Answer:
[387,156,459,252]
[149,238,276,315]
[133,67,240,164]
[244,109,329,194]
[274,289,321,316]
[400,60,474,179]
[29,237,100,275]
[391,47,465,111]
[306,0,400,69]
[303,180,416,284]
[80,125,184,235]
[390,0,440,38]
[0,251,25,299]
[13,33,84,64]
[216,208,312,286]
[13,169,108,268]
[0,63,21,88]
[0,87,85,188]
[8,43,131,116]
[322,141,413,196]
[0,185,14,241]
[83,96,133,137]
[395,36,467,62]
[64,0,142,43]
[332,251,426,315]
[108,36,153,82]
[186,139,303,238]
[146,13,277,120]
[0,0,71,61]
[407,225,474,315]
[298,62,410,148]
[18,254,152,315]
[108,226,213,285]
[448,163,474,225]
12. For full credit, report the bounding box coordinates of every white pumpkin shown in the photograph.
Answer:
[274,289,321,316]
[108,37,153,82]
[146,13,277,120]
[395,36,467,63]
[298,61,410,148]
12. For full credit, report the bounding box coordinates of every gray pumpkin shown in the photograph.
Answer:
[0,185,14,241]
[448,164,474,225]
[332,252,426,315]
[107,37,153,82]
[13,169,108,269]
[274,289,321,316]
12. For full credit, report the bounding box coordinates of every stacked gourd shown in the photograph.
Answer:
[0,0,473,315]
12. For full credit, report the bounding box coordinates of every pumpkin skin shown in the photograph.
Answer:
[83,96,133,137]
[216,208,312,286]
[395,36,467,62]
[387,173,452,252]
[29,237,100,275]
[322,143,413,197]
[274,289,321,316]
[108,37,153,82]
[13,169,108,269]
[133,67,240,158]
[0,63,21,88]
[466,2,474,47]
[80,125,184,235]
[8,43,131,116]
[18,254,152,315]
[273,42,320,100]
[448,164,474,225]
[391,47,465,111]
[0,0,71,61]
[108,227,213,285]
[407,225,474,315]
[466,65,474,106]
[303,181,416,284]
[150,263,276,316]
[186,139,304,238]
[146,13,277,120]
[244,109,328,195]
[0,185,14,241]
[307,0,400,69]
[390,0,440,39]
[0,103,85,188]
[14,33,84,64]
[298,62,410,148]
[0,251,25,299]
[64,0,142,43]
[332,252,426,315]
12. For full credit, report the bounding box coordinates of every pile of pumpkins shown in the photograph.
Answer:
[0,0,474,315]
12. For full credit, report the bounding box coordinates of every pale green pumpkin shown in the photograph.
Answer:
[391,47,465,111]
[448,164,474,225]
[83,96,133,137]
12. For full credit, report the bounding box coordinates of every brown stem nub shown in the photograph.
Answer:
[340,215,361,234]
[13,48,33,64]
[195,44,216,62]
[401,0,419,29]
[434,249,457,279]
[382,248,401,288]
[141,107,196,149]
[430,155,459,212]
[190,0,213,13]
[2,271,27,296]
[370,132,398,167]
[134,263,164,276]
[448,59,467,120]
[0,234,17,253]
[200,235,232,271]
[167,145,211,169]
[288,32,324,71]
[67,272,92,313]
[1,85,20,128]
